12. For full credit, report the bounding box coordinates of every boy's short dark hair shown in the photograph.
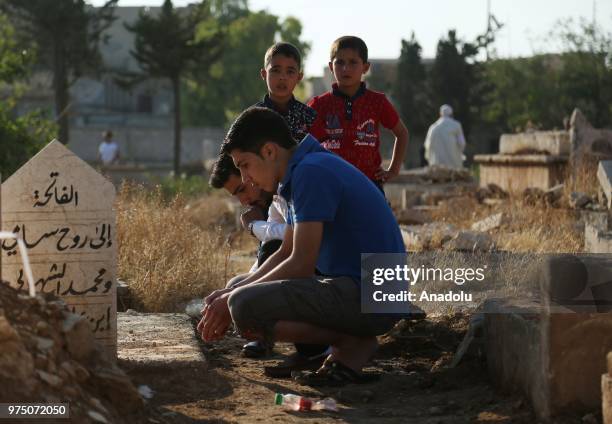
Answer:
[330,36,368,63]
[264,42,302,69]
[209,153,240,189]
[221,107,297,156]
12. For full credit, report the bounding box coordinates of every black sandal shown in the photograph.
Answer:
[293,360,380,387]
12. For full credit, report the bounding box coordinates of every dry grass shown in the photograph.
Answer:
[563,156,601,198]
[116,183,234,312]
[430,193,582,253]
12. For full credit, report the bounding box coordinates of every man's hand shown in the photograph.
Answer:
[202,287,232,314]
[197,292,232,342]
[240,206,265,233]
[375,167,400,184]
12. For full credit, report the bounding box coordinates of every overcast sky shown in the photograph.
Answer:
[93,0,612,77]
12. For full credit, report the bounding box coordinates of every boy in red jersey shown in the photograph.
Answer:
[308,36,409,189]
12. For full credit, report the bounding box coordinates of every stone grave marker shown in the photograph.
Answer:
[599,161,612,210]
[570,109,612,166]
[0,140,117,357]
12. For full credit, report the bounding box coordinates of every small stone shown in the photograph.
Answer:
[35,336,54,351]
[36,321,49,334]
[0,316,19,341]
[471,213,504,232]
[37,370,62,387]
[87,410,109,424]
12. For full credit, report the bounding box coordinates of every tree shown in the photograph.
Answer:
[428,30,476,133]
[126,0,223,176]
[0,13,56,178]
[0,0,117,145]
[481,18,612,132]
[395,32,428,134]
[183,3,309,127]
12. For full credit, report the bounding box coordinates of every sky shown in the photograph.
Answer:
[93,0,612,77]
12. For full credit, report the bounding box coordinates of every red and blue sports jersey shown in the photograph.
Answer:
[308,82,400,181]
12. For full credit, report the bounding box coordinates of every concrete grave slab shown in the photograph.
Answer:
[499,131,570,156]
[474,154,567,192]
[117,312,206,368]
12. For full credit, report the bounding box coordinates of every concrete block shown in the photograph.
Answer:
[604,374,612,424]
[444,230,496,252]
[485,300,612,421]
[400,223,456,251]
[580,210,608,232]
[499,131,570,155]
[585,224,612,254]
[485,255,612,421]
[599,161,612,210]
[471,213,504,232]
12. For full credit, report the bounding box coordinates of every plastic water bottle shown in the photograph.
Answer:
[274,393,338,412]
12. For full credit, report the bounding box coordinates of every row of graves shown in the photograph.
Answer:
[468,109,612,421]
[1,139,611,422]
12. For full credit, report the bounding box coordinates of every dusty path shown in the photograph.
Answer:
[117,314,563,424]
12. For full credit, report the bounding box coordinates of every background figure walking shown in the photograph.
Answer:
[424,105,466,169]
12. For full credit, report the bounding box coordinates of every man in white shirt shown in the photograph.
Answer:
[98,130,120,165]
[424,105,466,169]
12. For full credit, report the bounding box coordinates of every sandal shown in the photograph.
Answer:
[293,360,380,387]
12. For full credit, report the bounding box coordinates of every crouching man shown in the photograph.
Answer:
[198,107,405,386]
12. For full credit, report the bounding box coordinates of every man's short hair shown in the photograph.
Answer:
[264,42,302,69]
[209,153,240,189]
[103,130,113,139]
[330,36,368,63]
[220,107,297,156]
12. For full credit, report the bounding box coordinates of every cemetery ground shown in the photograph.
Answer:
[109,178,601,423]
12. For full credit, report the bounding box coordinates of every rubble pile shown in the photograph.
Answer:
[0,283,145,423]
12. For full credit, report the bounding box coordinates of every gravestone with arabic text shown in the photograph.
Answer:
[0,140,117,357]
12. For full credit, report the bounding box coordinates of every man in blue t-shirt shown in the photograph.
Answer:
[198,107,405,385]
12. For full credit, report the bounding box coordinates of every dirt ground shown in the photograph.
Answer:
[118,314,580,424]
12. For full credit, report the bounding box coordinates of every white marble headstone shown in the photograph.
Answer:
[0,140,117,357]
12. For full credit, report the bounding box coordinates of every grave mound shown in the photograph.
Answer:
[0,283,145,423]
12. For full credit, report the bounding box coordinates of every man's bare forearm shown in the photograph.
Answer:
[231,246,289,289]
